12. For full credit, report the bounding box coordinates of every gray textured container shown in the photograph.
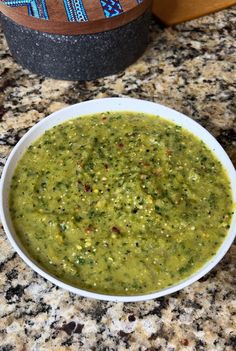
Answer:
[0,10,151,81]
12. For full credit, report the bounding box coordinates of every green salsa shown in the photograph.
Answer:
[9,112,233,295]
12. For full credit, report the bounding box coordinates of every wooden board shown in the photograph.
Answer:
[152,0,236,25]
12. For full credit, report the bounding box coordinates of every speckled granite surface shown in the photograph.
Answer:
[0,7,236,351]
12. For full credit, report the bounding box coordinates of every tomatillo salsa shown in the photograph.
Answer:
[9,112,233,295]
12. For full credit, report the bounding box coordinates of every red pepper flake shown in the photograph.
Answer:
[85,225,94,234]
[84,184,92,192]
[117,142,124,148]
[166,149,173,156]
[180,339,189,346]
[140,161,150,167]
[112,226,121,234]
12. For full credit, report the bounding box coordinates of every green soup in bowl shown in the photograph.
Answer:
[1,98,236,302]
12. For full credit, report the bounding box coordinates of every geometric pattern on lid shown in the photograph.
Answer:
[63,0,88,21]
[0,0,144,21]
[2,0,48,19]
[100,0,123,18]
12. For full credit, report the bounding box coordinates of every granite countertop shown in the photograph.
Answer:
[0,7,236,351]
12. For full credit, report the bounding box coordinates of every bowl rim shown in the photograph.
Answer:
[1,97,236,302]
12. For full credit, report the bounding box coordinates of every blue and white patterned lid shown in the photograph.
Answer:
[0,0,151,34]
[0,0,145,21]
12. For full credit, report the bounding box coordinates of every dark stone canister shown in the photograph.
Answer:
[0,0,152,80]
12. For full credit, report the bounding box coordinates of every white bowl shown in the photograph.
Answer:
[1,98,236,302]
